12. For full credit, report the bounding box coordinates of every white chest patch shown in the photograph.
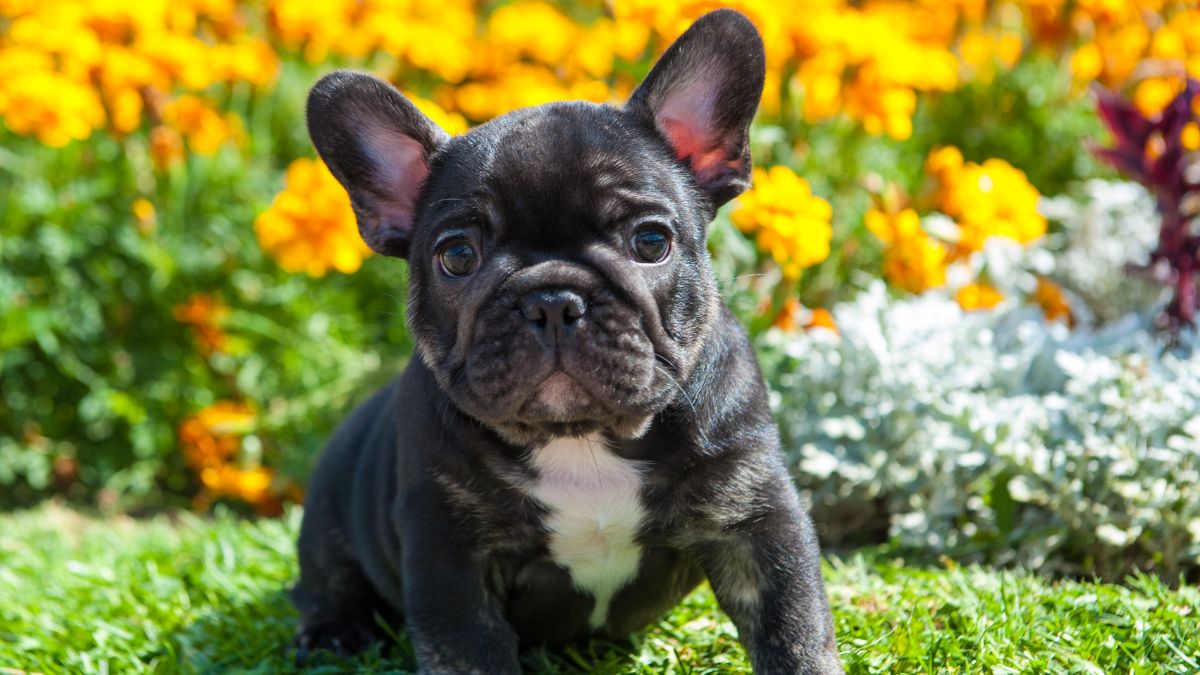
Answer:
[526,434,647,629]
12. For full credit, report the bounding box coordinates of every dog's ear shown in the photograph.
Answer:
[306,71,450,258]
[627,9,765,209]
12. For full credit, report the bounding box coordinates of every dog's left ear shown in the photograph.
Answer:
[627,9,765,209]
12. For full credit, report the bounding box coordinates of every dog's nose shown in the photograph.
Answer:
[520,289,586,345]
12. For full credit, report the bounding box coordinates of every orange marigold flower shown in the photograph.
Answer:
[769,300,839,334]
[865,207,923,245]
[882,236,948,294]
[959,29,1022,84]
[731,166,833,280]
[1183,122,1200,151]
[179,400,297,512]
[787,1,958,138]
[1034,277,1073,324]
[0,68,105,147]
[485,0,579,66]
[255,158,372,277]
[173,292,229,355]
[178,400,255,471]
[406,92,469,136]
[1133,77,1185,118]
[805,307,839,334]
[928,147,1046,257]
[866,207,949,294]
[212,40,279,87]
[955,282,1004,311]
[150,125,185,169]
[162,95,239,155]
[198,464,277,508]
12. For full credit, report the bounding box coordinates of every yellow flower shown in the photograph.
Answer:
[485,1,578,66]
[406,92,469,136]
[955,282,1004,311]
[211,40,279,87]
[255,158,372,277]
[399,8,477,84]
[788,2,959,138]
[1069,42,1104,83]
[267,0,353,63]
[572,20,622,79]
[770,299,838,334]
[925,145,965,191]
[960,29,1022,83]
[843,69,918,140]
[449,64,612,122]
[107,87,145,135]
[0,0,279,140]
[797,55,845,122]
[883,235,947,294]
[928,147,1046,257]
[866,208,948,294]
[199,464,275,503]
[865,207,923,245]
[0,68,105,146]
[731,166,833,280]
[1072,22,1150,87]
[1183,122,1200,151]
[196,463,279,511]
[132,197,157,235]
[1133,77,1185,118]
[161,95,239,155]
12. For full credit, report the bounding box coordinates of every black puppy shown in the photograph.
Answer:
[292,9,842,674]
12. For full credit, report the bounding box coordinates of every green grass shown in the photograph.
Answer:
[1,504,1197,674]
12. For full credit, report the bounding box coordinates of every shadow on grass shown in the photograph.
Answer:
[170,588,649,675]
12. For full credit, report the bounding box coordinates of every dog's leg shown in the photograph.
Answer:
[291,383,405,663]
[291,506,397,663]
[398,495,521,675]
[693,471,844,674]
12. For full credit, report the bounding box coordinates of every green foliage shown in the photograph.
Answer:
[1,505,1197,673]
[0,64,411,509]
[914,56,1109,195]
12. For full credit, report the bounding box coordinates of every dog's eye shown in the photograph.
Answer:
[630,226,671,264]
[437,240,480,278]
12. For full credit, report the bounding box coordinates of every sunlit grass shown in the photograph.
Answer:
[1,504,1197,674]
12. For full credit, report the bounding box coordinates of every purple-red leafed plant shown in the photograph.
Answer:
[1093,79,1200,334]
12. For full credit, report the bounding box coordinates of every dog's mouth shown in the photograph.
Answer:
[446,359,660,446]
[519,370,602,422]
[440,277,681,445]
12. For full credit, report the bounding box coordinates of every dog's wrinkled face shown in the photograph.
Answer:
[307,10,765,445]
[403,105,722,444]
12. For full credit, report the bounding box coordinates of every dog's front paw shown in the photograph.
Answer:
[292,619,383,665]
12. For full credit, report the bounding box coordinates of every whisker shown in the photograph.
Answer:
[653,362,697,416]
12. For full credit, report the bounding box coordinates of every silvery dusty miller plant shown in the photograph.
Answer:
[759,183,1200,579]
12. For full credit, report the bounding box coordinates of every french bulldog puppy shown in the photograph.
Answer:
[291,9,842,674]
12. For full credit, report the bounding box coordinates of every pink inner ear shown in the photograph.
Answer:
[655,76,743,187]
[660,117,741,186]
[365,130,430,234]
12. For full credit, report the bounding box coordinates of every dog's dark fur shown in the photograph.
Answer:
[292,10,842,673]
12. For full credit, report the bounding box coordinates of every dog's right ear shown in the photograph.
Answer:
[307,71,449,259]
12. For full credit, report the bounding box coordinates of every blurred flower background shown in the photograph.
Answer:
[1,0,1198,578]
